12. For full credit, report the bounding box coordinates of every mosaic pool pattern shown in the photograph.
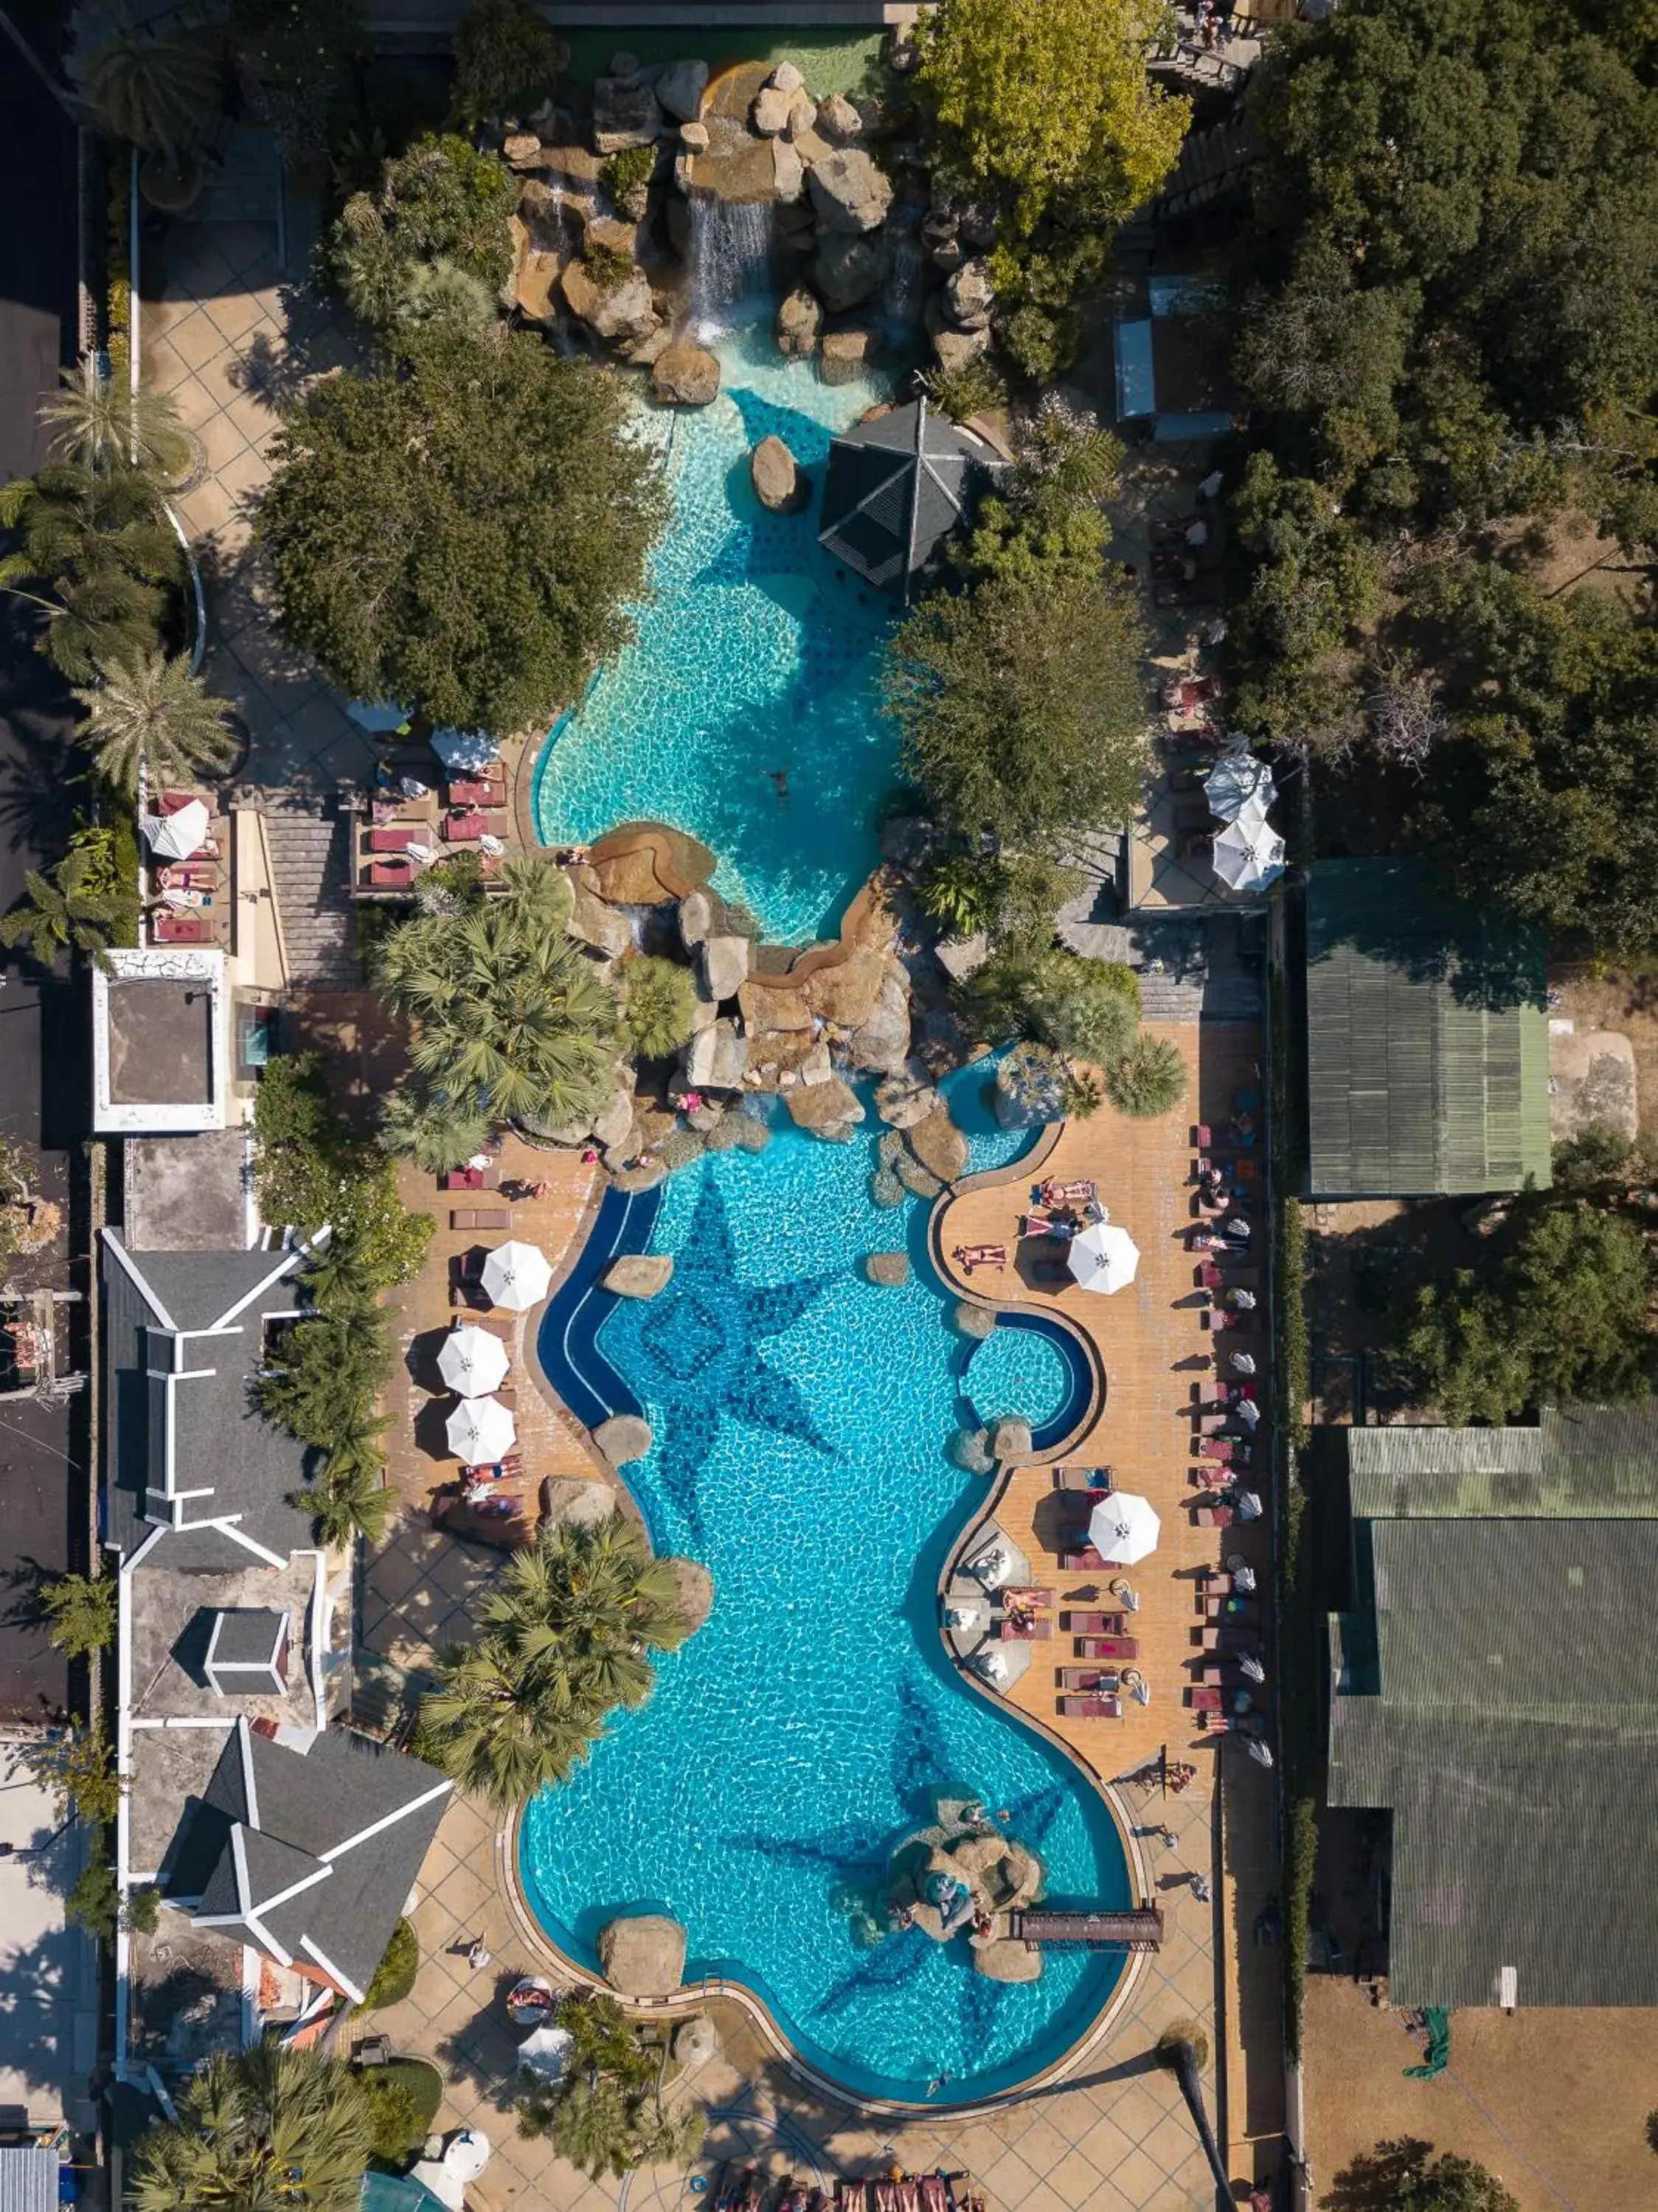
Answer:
[522,1118,1128,2104]
[533,324,898,945]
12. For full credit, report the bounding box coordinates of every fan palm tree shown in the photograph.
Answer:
[128,2043,372,2212]
[375,858,617,1131]
[421,1516,691,1811]
[1104,1032,1187,1119]
[0,849,130,966]
[70,7,224,164]
[74,650,239,796]
[41,359,192,479]
[0,461,179,682]
[618,954,697,1059]
[378,1083,490,1175]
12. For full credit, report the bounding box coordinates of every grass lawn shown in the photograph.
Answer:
[562,29,889,99]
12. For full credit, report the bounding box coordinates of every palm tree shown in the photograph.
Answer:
[618,954,696,1059]
[1154,2026,1230,2203]
[1104,1032,1187,1119]
[375,857,618,1132]
[420,1515,691,1812]
[0,461,180,683]
[128,2043,372,2212]
[41,359,192,480]
[0,850,130,965]
[546,2076,637,2181]
[69,7,224,164]
[296,1450,394,1548]
[74,650,239,796]
[378,1084,490,1175]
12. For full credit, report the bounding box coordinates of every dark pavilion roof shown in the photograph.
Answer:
[817,399,1005,603]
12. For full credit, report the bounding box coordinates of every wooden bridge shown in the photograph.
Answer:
[1008,1908,1165,1952]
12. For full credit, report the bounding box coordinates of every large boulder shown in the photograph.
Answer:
[875,1063,940,1130]
[865,1252,910,1288]
[684,1018,748,1088]
[593,1413,652,1465]
[678,890,711,946]
[804,945,885,1028]
[593,74,664,154]
[604,1253,674,1299]
[655,56,708,122]
[569,885,635,959]
[974,1938,1043,1984]
[812,231,887,313]
[775,286,822,358]
[819,327,875,386]
[848,968,911,1074]
[561,260,657,346]
[700,933,750,1001]
[738,978,813,1034]
[816,91,863,144]
[771,138,806,204]
[934,323,993,375]
[592,1082,636,1152]
[946,258,995,330]
[652,344,721,406]
[934,931,990,984]
[808,148,893,234]
[990,1416,1033,1463]
[752,85,793,136]
[540,1475,616,1529]
[785,1075,864,1135]
[665,1554,714,1632]
[906,1104,969,1183]
[752,434,806,512]
[783,95,819,142]
[769,60,805,94]
[598,1913,687,1997]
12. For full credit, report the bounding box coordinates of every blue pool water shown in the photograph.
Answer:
[522,1113,1128,2104]
[967,1325,1072,1435]
[533,325,901,945]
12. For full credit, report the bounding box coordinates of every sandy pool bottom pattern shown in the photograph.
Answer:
[521,1104,1129,2104]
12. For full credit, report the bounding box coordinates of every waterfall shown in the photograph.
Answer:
[687,193,776,338]
[882,231,926,339]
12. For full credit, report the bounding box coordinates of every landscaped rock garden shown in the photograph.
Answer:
[851,1792,1045,1984]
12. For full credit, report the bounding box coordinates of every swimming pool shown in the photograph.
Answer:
[522,1108,1129,2105]
[533,324,901,947]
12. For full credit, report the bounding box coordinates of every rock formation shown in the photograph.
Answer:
[598,1913,687,1997]
[651,343,721,406]
[865,1252,910,1287]
[593,1413,652,1465]
[603,1253,675,1299]
[808,148,894,234]
[775,287,822,356]
[751,434,806,512]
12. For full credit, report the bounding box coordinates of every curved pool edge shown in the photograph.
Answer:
[498,1790,1151,2120]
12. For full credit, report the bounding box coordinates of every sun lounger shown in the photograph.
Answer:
[1076,1635,1138,1661]
[365,860,416,888]
[1060,1548,1109,1571]
[442,1164,500,1191]
[1187,1686,1223,1711]
[1058,1694,1122,1719]
[997,1586,1055,1607]
[153,912,212,943]
[1190,1467,1234,1492]
[446,810,510,842]
[1201,1624,1260,1654]
[1193,1506,1235,1528]
[369,824,421,852]
[1201,1710,1264,1737]
[1064,1611,1126,1635]
[918,2180,950,2212]
[1204,1594,1258,1623]
[445,776,505,807]
[449,1208,509,1231]
[996,1615,1051,1641]
[1059,1668,1120,1692]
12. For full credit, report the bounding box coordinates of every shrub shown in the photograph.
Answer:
[65,1858,120,1942]
[363,1917,418,2008]
[603,145,656,201]
[452,0,563,129]
[964,947,1140,1065]
[583,241,634,291]
[620,956,697,1058]
[1283,1794,1318,2059]
[40,1573,117,1658]
[923,358,1007,425]
[125,1884,161,1935]
[1103,1034,1187,1119]
[915,853,1005,938]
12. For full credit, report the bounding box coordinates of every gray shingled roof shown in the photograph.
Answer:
[1305,858,1551,1197]
[818,400,1004,603]
[1330,1423,1658,2006]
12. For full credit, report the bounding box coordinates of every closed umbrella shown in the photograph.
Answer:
[432,728,500,773]
[480,1239,552,1312]
[1067,1222,1140,1295]
[1087,1491,1160,1565]
[1211,815,1286,894]
[437,1324,510,1397]
[346,698,412,733]
[1204,749,1276,823]
[446,1394,516,1465]
[143,799,210,860]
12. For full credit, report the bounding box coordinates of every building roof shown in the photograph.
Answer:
[0,2147,62,2212]
[1304,858,1551,1197]
[171,1720,450,2004]
[817,399,1004,603]
[1328,1422,1658,2007]
[1348,1405,1658,1519]
[91,948,229,1135]
[101,1230,317,1565]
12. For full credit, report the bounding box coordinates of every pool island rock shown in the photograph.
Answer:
[884,1795,1047,1986]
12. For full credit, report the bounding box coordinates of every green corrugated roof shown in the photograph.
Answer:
[1305,858,1551,1197]
[1348,1405,1658,1518]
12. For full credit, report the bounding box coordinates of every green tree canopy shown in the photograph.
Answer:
[451,0,563,128]
[128,2045,372,2212]
[0,459,181,684]
[1328,2139,1520,2212]
[257,320,666,736]
[962,947,1140,1063]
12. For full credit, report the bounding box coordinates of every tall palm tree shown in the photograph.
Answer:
[296,1445,393,1548]
[74,650,238,796]
[421,1515,691,1812]
[128,2043,371,2212]
[0,849,129,965]
[70,7,224,164]
[375,858,618,1132]
[0,461,179,683]
[41,360,192,480]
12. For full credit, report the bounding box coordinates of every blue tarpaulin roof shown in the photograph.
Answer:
[1114,320,1156,419]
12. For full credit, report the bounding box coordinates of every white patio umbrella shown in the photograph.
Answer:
[1067,1222,1140,1295]
[1087,1492,1161,1565]
[516,2025,574,2084]
[346,698,412,733]
[440,2130,491,2183]
[446,1393,516,1464]
[1210,814,1286,894]
[431,728,500,773]
[143,799,210,860]
[1204,749,1276,823]
[480,1239,552,1312]
[437,1324,510,1397]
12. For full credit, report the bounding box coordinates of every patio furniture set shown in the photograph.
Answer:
[142,790,226,945]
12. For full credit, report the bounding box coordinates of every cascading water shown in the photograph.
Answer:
[687,192,776,338]
[881,231,926,341]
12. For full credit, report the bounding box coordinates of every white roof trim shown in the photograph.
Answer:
[249,1859,333,1918]
[103,1230,178,1331]
[211,1245,311,1331]
[298,1934,365,2005]
[230,1823,252,1916]
[323,1775,453,1863]
[237,1717,261,1834]
[212,1519,290,1571]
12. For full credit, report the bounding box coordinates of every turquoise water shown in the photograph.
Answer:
[967,1326,1072,1433]
[521,1110,1128,2104]
[533,325,901,945]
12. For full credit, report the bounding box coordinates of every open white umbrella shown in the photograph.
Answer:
[446,1394,516,1465]
[480,1239,552,1312]
[346,698,412,733]
[437,1324,510,1397]
[1087,1492,1161,1565]
[1210,815,1286,894]
[1204,749,1276,823]
[432,728,499,773]
[516,2025,574,2083]
[143,799,210,860]
[1067,1222,1140,1295]
[440,2131,490,2183]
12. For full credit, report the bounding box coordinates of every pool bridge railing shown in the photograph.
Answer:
[1007,1907,1165,1952]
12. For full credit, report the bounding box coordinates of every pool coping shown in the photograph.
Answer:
[501,1112,1155,2117]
